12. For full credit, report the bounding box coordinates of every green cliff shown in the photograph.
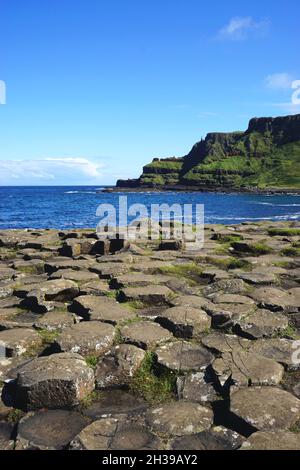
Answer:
[116,114,300,191]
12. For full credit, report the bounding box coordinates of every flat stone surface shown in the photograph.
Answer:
[203,279,249,297]
[231,387,300,431]
[201,332,250,354]
[212,350,284,388]
[82,390,148,419]
[238,271,277,285]
[16,410,89,450]
[54,321,115,356]
[240,430,300,450]
[171,426,244,450]
[110,422,162,450]
[177,372,218,404]
[34,310,78,331]
[70,295,135,324]
[27,279,79,302]
[250,338,300,370]
[250,287,300,312]
[156,306,211,340]
[171,295,210,309]
[120,285,175,304]
[156,341,214,372]
[235,309,289,339]
[120,321,172,350]
[16,352,95,409]
[146,401,213,436]
[0,328,42,357]
[96,344,146,388]
[69,417,119,450]
[111,273,172,288]
[49,269,99,283]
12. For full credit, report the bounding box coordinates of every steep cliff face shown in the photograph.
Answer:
[116,114,300,190]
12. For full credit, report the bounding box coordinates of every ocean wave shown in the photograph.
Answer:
[249,201,300,207]
[206,212,300,222]
[64,190,97,194]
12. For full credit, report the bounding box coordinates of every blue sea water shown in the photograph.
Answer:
[0,186,299,229]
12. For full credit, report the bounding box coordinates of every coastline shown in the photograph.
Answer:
[102,185,300,195]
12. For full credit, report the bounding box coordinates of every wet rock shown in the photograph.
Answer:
[96,344,146,388]
[231,387,300,431]
[156,341,214,372]
[82,390,148,419]
[120,321,172,349]
[15,410,89,449]
[177,372,218,403]
[15,352,95,409]
[240,430,300,450]
[0,328,42,357]
[212,350,284,388]
[156,306,211,340]
[146,401,213,436]
[120,285,175,305]
[54,321,115,356]
[70,295,134,324]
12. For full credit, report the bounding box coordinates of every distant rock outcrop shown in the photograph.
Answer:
[116,114,300,191]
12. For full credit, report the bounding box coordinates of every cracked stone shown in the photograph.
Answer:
[212,350,284,388]
[231,387,300,431]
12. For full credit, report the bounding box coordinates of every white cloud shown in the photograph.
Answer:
[218,16,270,41]
[265,73,294,90]
[0,157,105,184]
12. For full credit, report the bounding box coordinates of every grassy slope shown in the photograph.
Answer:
[140,133,300,189]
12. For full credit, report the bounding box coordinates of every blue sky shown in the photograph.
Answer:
[0,0,299,185]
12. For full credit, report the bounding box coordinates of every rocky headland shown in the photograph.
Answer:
[114,114,300,193]
[0,221,300,450]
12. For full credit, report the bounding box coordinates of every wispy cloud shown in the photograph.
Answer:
[217,16,270,41]
[265,73,294,90]
[0,157,105,184]
[196,111,220,119]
